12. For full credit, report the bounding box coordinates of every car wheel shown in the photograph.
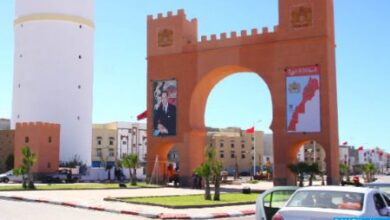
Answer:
[3,177,9,183]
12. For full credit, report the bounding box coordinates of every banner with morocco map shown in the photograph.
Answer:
[286,65,321,133]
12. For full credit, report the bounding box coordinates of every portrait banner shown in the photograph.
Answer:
[286,65,321,133]
[152,79,177,137]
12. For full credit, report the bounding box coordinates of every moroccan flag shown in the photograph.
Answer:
[137,110,147,120]
[245,126,254,134]
[357,146,364,151]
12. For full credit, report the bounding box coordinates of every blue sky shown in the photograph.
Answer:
[1,1,389,152]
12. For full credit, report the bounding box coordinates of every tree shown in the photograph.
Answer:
[195,163,212,200]
[5,154,14,171]
[13,146,36,189]
[195,147,223,201]
[363,162,376,183]
[306,163,320,186]
[121,153,139,186]
[288,162,309,187]
[339,163,348,183]
[205,147,223,201]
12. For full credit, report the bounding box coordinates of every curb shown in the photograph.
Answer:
[0,195,255,219]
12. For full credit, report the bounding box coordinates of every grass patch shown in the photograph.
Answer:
[113,193,258,208]
[0,182,159,191]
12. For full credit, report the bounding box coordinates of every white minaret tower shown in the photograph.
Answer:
[12,0,94,165]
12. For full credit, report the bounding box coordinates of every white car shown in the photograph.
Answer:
[257,186,390,220]
[0,170,23,183]
[256,186,298,220]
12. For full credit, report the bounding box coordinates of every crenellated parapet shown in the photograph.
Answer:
[147,9,281,56]
[16,121,60,129]
[196,25,279,51]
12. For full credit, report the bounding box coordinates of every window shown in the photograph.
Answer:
[109,137,115,145]
[109,148,114,157]
[122,141,127,145]
[25,136,29,143]
[374,193,387,216]
[220,150,224,158]
[96,148,102,157]
[220,143,224,147]
[241,150,246,159]
[48,136,52,143]
[97,137,102,145]
[241,144,245,149]
[231,150,235,159]
[231,143,235,148]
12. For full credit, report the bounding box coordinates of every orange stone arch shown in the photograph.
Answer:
[146,0,339,186]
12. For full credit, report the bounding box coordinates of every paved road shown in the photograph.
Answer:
[0,199,150,220]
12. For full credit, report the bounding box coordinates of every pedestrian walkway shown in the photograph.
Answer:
[0,181,273,219]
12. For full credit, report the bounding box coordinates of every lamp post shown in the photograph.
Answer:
[252,119,262,176]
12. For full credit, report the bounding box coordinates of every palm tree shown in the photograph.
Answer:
[306,163,320,186]
[363,162,376,183]
[195,163,212,200]
[205,147,223,201]
[13,146,36,189]
[339,163,348,183]
[288,162,309,187]
[121,153,139,186]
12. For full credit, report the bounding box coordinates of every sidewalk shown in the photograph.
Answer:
[0,181,274,219]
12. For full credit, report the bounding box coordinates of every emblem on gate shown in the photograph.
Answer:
[158,29,173,47]
[291,5,312,28]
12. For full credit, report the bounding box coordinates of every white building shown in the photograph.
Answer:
[91,122,147,168]
[116,122,147,163]
[12,0,95,165]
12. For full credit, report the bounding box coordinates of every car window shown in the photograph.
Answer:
[382,193,390,206]
[286,190,363,210]
[379,187,390,196]
[263,190,295,208]
[374,193,388,216]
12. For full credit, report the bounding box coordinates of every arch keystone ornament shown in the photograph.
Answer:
[146,0,339,186]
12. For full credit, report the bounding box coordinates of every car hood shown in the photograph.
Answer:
[277,207,362,220]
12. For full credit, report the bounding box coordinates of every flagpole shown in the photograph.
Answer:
[253,131,256,176]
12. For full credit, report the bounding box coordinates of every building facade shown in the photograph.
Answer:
[205,127,265,175]
[12,0,95,165]
[91,122,147,168]
[0,118,11,130]
[14,122,60,173]
[0,130,15,172]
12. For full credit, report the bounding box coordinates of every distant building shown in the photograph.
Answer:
[0,130,14,172]
[205,127,265,175]
[0,118,10,130]
[91,122,147,168]
[14,122,60,173]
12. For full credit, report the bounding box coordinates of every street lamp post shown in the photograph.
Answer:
[252,119,262,176]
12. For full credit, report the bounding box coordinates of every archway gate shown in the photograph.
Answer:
[146,0,339,186]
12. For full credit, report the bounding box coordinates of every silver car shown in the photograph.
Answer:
[0,170,23,183]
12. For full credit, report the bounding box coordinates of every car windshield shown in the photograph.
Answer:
[286,190,364,211]
[368,185,390,196]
